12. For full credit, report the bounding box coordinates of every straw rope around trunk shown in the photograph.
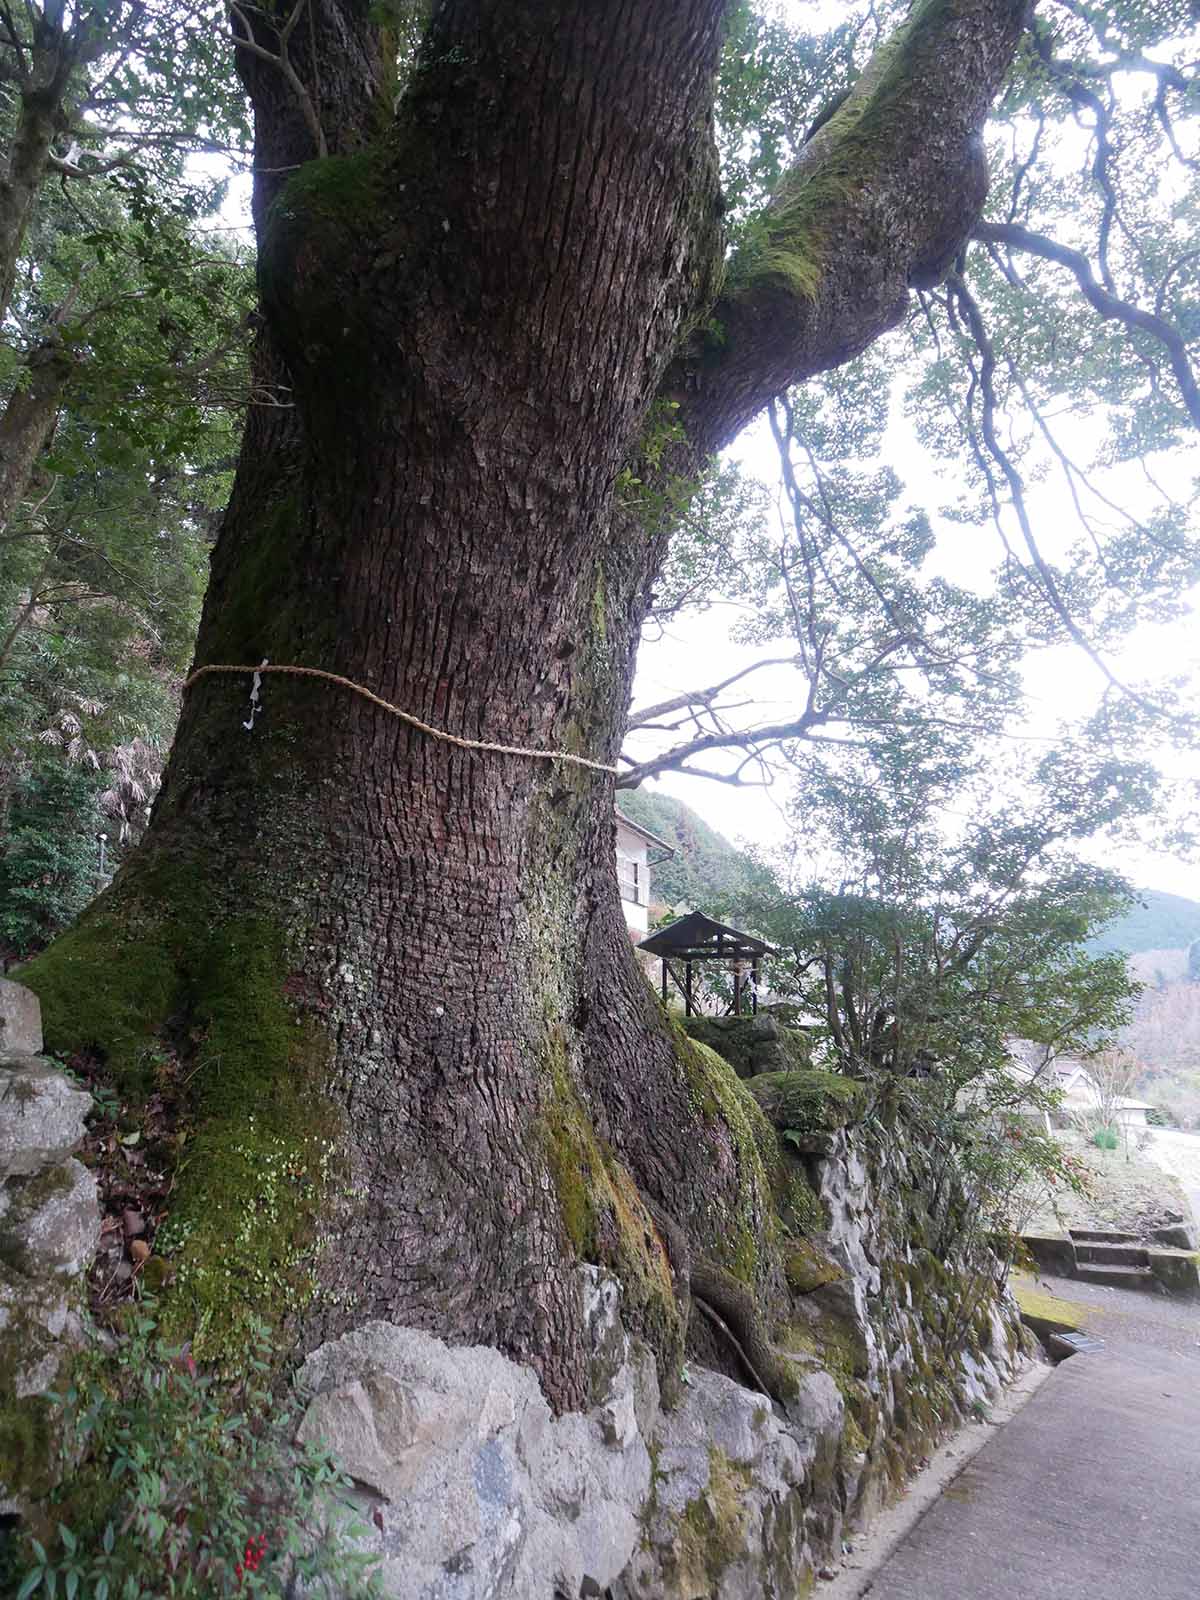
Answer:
[183,662,622,775]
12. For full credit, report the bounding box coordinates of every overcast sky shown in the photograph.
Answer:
[628,393,1200,900]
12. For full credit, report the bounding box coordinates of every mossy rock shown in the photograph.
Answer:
[677,1446,754,1590]
[680,1015,765,1078]
[742,1069,866,1135]
[681,1015,813,1081]
[784,1237,844,1295]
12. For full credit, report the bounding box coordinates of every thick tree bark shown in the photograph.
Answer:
[0,21,80,533]
[0,338,72,533]
[0,31,75,326]
[21,0,1027,1409]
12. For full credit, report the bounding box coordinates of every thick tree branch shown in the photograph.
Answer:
[678,0,1027,453]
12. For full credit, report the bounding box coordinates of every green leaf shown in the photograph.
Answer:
[16,1570,43,1600]
[57,1526,76,1556]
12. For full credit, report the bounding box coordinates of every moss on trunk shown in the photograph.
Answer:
[18,877,338,1365]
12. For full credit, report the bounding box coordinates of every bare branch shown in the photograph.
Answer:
[230,0,327,160]
[973,221,1200,429]
[626,658,797,731]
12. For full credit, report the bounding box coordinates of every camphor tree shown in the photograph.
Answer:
[18,0,1200,1409]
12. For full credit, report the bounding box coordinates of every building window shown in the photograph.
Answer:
[617,855,640,904]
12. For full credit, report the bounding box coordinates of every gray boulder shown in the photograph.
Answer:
[615,1365,819,1600]
[296,1269,653,1599]
[0,1056,92,1179]
[0,978,43,1055]
[0,1158,100,1513]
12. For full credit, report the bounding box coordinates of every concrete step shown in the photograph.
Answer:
[1074,1262,1156,1290]
[1068,1227,1140,1244]
[1075,1241,1150,1267]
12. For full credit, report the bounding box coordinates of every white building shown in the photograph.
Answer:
[1006,1041,1155,1131]
[614,809,675,937]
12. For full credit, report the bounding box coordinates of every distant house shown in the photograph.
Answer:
[614,809,675,937]
[1006,1041,1155,1130]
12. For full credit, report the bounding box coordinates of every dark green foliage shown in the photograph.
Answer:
[0,765,105,957]
[12,1307,381,1599]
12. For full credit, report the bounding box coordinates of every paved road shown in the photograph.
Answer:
[854,1277,1200,1600]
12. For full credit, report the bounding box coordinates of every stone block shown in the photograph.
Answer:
[0,1057,92,1179]
[0,979,42,1055]
[1152,1223,1195,1250]
[296,1272,652,1599]
[1020,1232,1077,1278]
[1,1159,99,1278]
[1147,1248,1200,1299]
[1,1156,99,1516]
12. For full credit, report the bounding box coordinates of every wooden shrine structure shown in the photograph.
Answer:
[637,911,776,1018]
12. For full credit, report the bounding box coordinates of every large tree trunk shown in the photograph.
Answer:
[20,0,1026,1409]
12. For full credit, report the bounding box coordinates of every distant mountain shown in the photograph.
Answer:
[616,790,768,912]
[1089,889,1200,958]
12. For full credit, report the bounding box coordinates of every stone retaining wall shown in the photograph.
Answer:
[0,980,99,1512]
[296,1124,1027,1599]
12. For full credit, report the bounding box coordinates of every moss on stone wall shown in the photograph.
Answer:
[677,1446,754,1591]
[783,1237,844,1295]
[743,1069,866,1136]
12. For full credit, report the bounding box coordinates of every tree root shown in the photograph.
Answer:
[641,1195,797,1408]
[689,1259,798,1408]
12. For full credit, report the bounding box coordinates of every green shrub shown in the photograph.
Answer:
[13,1307,381,1599]
[1091,1125,1120,1150]
[0,765,104,958]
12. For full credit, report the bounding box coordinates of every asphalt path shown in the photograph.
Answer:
[844,1273,1200,1600]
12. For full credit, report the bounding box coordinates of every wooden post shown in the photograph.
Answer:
[733,964,743,1017]
[685,960,693,1017]
[661,959,668,1005]
[751,957,760,1015]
